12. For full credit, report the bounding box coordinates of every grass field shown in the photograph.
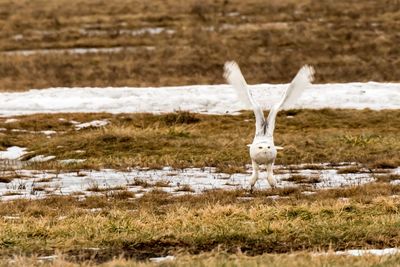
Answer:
[0,183,400,265]
[1,0,400,91]
[0,109,399,172]
[0,110,399,265]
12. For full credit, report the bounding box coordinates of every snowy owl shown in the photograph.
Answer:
[223,61,314,191]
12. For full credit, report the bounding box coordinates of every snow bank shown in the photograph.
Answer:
[0,82,399,116]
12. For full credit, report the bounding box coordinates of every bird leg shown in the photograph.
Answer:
[249,160,259,193]
[266,162,277,188]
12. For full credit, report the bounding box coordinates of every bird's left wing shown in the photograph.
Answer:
[224,61,265,134]
[266,65,314,136]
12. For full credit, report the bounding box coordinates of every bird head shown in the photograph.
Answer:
[248,140,277,163]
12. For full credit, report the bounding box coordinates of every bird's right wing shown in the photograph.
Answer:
[224,61,265,134]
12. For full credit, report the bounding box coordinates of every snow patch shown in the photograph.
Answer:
[29,155,56,162]
[0,146,27,160]
[59,159,86,164]
[75,120,109,130]
[149,256,175,262]
[0,83,398,117]
[40,130,57,135]
[335,248,400,256]
[3,46,155,56]
[5,118,18,123]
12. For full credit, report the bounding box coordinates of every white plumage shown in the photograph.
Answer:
[224,61,314,190]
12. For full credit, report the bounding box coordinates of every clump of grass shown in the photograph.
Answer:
[154,180,171,187]
[130,178,151,188]
[106,190,135,199]
[175,184,195,192]
[31,186,47,192]
[375,174,400,183]
[2,191,23,196]
[0,171,26,183]
[0,176,13,183]
[371,159,398,169]
[160,112,200,126]
[284,175,321,184]
[301,164,326,170]
[35,177,54,183]
[337,166,362,174]
[87,184,127,192]
[86,181,101,192]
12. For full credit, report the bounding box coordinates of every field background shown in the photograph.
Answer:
[1,0,400,91]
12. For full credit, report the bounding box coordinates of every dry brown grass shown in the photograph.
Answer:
[1,0,400,91]
[337,166,362,174]
[283,174,321,184]
[2,252,400,267]
[0,183,400,263]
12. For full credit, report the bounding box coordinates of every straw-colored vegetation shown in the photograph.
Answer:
[0,183,400,265]
[1,0,400,91]
[1,109,399,172]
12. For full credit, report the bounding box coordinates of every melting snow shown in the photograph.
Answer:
[29,155,56,162]
[2,46,155,56]
[59,159,86,164]
[149,256,175,262]
[0,164,399,201]
[0,146,27,160]
[335,248,400,256]
[0,83,399,117]
[40,130,57,135]
[75,120,109,130]
[4,118,18,123]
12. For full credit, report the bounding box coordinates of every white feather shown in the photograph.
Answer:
[223,61,265,134]
[281,65,315,109]
[266,65,314,135]
[223,61,252,108]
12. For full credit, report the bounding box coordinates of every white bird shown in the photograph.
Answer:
[223,61,314,191]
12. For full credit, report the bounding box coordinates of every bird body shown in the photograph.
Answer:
[224,61,314,190]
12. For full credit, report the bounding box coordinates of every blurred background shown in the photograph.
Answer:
[0,0,399,91]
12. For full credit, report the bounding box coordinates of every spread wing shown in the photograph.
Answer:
[266,65,314,136]
[223,61,265,134]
